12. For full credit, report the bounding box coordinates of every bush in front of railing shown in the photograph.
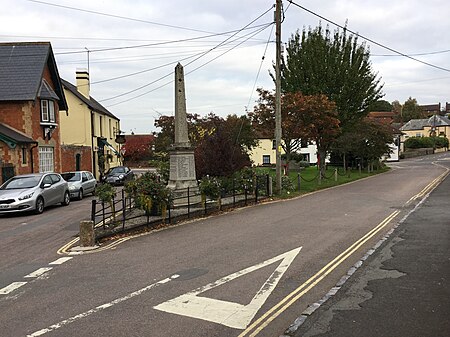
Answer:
[199,176,222,208]
[125,172,172,217]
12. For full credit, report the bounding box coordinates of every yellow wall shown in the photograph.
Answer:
[400,125,450,152]
[60,89,90,146]
[60,88,122,178]
[249,139,285,166]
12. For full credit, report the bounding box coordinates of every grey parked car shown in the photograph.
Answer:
[0,173,70,214]
[61,171,97,200]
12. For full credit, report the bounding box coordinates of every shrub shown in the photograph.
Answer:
[125,172,172,215]
[281,176,295,193]
[431,136,449,148]
[198,176,221,199]
[405,137,434,149]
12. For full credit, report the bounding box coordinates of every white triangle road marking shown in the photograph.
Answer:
[154,246,302,329]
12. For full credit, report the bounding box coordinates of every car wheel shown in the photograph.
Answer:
[62,191,70,206]
[78,189,83,200]
[35,197,45,214]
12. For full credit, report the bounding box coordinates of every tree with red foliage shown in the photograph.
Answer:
[122,134,154,165]
[195,116,253,178]
[153,113,257,178]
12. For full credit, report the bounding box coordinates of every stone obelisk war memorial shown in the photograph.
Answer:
[167,63,200,205]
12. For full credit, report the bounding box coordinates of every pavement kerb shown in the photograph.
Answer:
[56,164,446,256]
[280,168,449,337]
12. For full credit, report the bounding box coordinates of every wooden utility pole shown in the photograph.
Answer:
[275,0,282,194]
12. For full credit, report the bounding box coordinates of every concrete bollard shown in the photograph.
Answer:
[79,220,95,247]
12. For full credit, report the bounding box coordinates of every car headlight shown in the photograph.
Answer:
[19,192,34,200]
[118,174,124,179]
[69,185,77,191]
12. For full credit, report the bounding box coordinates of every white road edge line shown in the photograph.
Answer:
[26,274,180,337]
[0,282,28,295]
[49,257,73,265]
[24,267,53,278]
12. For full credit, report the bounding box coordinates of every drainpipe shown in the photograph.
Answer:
[30,142,38,173]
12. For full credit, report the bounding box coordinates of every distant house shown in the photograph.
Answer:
[249,138,321,166]
[367,111,395,125]
[0,42,68,183]
[400,115,450,151]
[419,103,442,117]
[60,70,122,179]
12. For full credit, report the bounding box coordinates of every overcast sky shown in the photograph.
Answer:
[2,0,450,134]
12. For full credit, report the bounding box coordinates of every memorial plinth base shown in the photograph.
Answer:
[167,147,201,206]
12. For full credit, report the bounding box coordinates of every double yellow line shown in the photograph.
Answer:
[406,168,449,205]
[239,209,401,337]
[57,236,131,255]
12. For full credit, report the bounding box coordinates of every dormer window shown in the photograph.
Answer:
[41,100,55,123]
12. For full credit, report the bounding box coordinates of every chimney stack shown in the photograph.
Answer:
[76,68,90,98]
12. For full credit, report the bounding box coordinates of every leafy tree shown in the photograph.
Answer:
[122,135,154,164]
[195,116,253,178]
[335,118,393,170]
[250,89,308,172]
[368,100,392,112]
[279,25,383,130]
[302,94,340,178]
[153,113,257,178]
[402,97,424,122]
[153,113,201,153]
[250,89,339,176]
[392,100,403,122]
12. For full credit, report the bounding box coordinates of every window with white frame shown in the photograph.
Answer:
[262,155,271,164]
[41,100,55,122]
[39,147,54,172]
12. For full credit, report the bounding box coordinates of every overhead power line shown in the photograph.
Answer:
[52,23,271,56]
[104,23,273,108]
[26,0,217,34]
[287,0,450,73]
[371,49,450,57]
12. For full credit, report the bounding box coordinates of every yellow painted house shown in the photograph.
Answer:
[59,69,122,179]
[249,138,320,166]
[399,115,450,152]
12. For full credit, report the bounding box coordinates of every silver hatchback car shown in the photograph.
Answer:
[0,173,70,214]
[61,171,97,200]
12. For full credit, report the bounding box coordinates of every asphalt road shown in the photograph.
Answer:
[291,157,450,337]
[0,194,95,290]
[0,152,449,337]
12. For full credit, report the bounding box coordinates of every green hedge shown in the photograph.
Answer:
[405,136,449,149]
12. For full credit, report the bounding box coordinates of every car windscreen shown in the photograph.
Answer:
[1,176,41,189]
[109,167,125,174]
[61,172,81,182]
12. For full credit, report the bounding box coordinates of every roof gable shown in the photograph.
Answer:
[38,79,59,100]
[400,115,450,131]
[0,42,67,110]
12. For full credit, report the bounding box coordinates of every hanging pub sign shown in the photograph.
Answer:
[115,134,126,144]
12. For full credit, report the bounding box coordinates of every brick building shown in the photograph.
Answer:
[0,42,67,183]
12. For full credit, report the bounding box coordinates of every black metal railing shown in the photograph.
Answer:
[90,174,271,239]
